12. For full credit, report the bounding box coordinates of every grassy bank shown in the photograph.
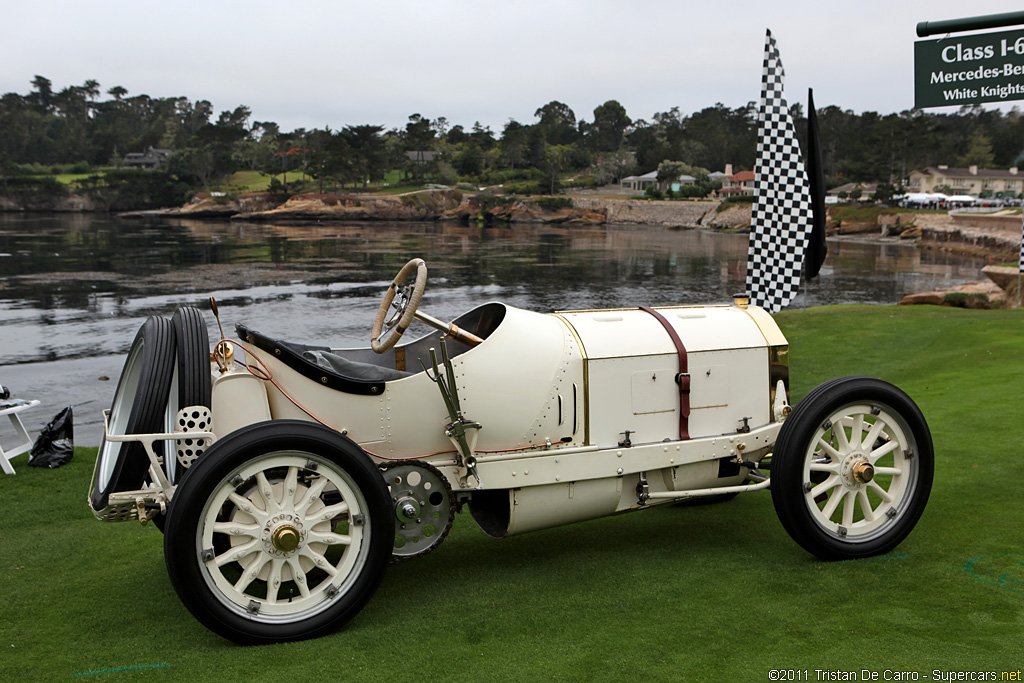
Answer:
[1,306,1021,681]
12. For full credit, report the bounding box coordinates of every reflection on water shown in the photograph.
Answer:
[0,213,988,443]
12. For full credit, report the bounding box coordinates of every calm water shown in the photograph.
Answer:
[0,213,988,444]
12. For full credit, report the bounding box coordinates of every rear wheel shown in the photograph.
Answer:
[164,420,392,644]
[770,376,933,560]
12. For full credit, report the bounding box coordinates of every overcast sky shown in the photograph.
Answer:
[3,0,1023,134]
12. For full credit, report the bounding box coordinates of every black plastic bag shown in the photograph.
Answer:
[28,406,74,468]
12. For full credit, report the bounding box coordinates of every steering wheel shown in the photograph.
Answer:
[372,258,428,353]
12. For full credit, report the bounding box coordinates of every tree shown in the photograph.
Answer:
[958,131,995,168]
[540,144,573,194]
[873,183,897,204]
[341,124,387,187]
[29,75,53,113]
[589,100,631,152]
[534,101,577,145]
[590,150,636,185]
[656,160,687,191]
[404,114,435,181]
[498,119,528,171]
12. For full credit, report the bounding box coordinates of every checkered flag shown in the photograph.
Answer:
[746,29,814,313]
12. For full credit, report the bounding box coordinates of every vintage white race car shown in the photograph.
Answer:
[88,258,933,644]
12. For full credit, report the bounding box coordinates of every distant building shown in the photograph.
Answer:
[620,170,697,192]
[620,170,659,192]
[908,165,1023,197]
[720,170,755,196]
[405,151,441,165]
[123,147,172,170]
[827,182,878,198]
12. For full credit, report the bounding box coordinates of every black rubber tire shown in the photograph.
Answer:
[770,376,933,561]
[164,306,212,486]
[151,307,213,533]
[90,316,176,512]
[163,420,392,644]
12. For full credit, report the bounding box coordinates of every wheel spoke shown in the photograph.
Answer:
[867,480,894,503]
[816,437,841,460]
[213,539,259,567]
[212,521,259,538]
[283,466,299,510]
[841,490,855,527]
[872,466,902,476]
[228,491,266,522]
[810,474,840,499]
[821,486,845,520]
[266,558,285,604]
[286,558,311,598]
[833,418,851,452]
[850,414,865,449]
[307,529,352,546]
[234,555,268,593]
[857,489,877,523]
[300,547,339,577]
[862,418,885,451]
[869,439,900,463]
[256,471,279,513]
[307,501,349,525]
[809,460,839,473]
[296,475,329,516]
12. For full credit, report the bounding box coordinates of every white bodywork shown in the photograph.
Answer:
[220,301,790,537]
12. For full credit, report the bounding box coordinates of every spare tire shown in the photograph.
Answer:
[90,316,176,512]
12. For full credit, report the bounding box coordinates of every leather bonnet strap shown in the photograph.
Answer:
[638,306,690,441]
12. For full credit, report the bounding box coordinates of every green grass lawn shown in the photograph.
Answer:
[1,306,1021,681]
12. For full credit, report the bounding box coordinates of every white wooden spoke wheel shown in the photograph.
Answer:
[164,421,392,644]
[200,453,370,619]
[771,377,933,560]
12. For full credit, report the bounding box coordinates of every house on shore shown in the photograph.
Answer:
[123,147,172,170]
[908,165,1023,197]
[619,170,705,193]
[719,166,755,197]
[827,182,878,198]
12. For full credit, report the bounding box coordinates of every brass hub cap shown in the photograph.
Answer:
[852,461,875,484]
[840,453,875,488]
[272,524,301,552]
[260,513,306,556]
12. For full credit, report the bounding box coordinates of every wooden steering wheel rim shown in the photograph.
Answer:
[371,258,427,353]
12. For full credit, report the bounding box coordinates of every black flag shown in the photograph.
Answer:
[805,88,827,279]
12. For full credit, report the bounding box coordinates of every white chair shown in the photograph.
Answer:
[0,392,41,475]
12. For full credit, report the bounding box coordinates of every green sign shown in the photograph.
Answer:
[915,27,1024,108]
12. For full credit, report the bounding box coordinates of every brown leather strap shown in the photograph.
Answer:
[639,306,690,440]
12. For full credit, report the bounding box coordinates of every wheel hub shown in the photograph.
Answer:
[852,461,874,484]
[395,496,421,524]
[261,513,306,556]
[840,453,873,489]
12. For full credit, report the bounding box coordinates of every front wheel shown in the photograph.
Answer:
[770,376,933,561]
[164,420,392,644]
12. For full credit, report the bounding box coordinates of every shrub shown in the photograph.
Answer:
[536,196,571,211]
[643,185,664,200]
[472,194,515,213]
[503,180,546,195]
